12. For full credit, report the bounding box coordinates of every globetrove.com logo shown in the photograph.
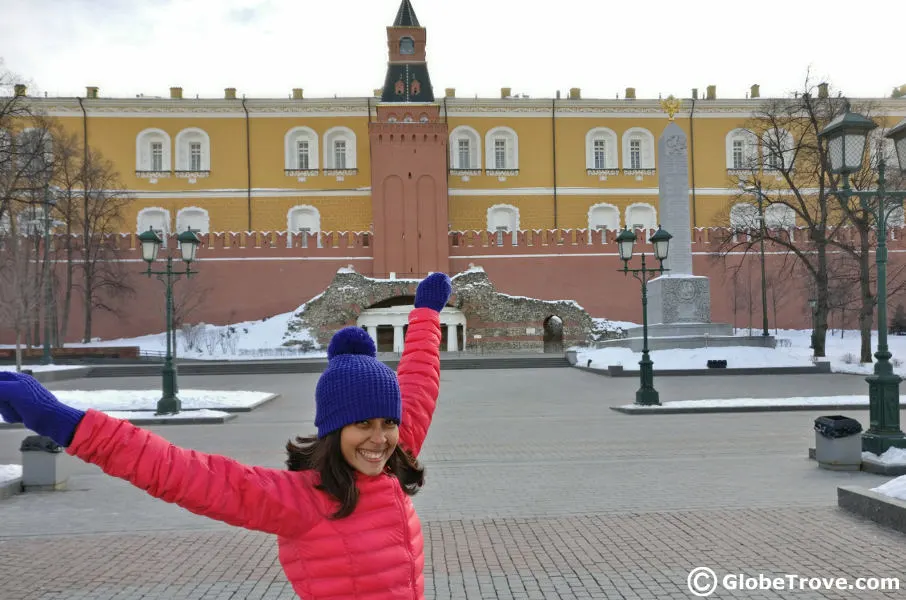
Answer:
[687,567,900,597]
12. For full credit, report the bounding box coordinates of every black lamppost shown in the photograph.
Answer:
[616,225,672,406]
[808,297,817,350]
[39,184,56,365]
[818,105,906,455]
[137,226,201,415]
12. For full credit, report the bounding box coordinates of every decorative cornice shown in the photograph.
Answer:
[15,95,906,119]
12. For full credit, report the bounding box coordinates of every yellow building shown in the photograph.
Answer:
[5,6,905,240]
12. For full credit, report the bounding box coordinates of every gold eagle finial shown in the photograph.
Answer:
[660,94,682,121]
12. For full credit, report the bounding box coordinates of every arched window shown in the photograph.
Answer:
[730,202,759,229]
[585,128,619,170]
[764,203,795,228]
[869,127,898,170]
[287,205,321,247]
[485,127,519,171]
[174,128,211,172]
[176,207,210,235]
[762,127,795,171]
[136,128,171,173]
[625,203,656,230]
[137,207,171,247]
[588,203,620,231]
[323,127,357,170]
[449,126,481,170]
[726,128,758,170]
[284,126,319,171]
[399,36,415,55]
[487,204,519,244]
[621,128,655,170]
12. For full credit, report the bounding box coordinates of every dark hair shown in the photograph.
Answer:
[285,430,425,519]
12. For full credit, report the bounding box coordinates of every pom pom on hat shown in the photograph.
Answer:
[315,327,401,438]
[328,326,376,359]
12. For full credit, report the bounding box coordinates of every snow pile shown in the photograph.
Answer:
[0,389,274,422]
[863,447,906,465]
[0,464,22,485]
[871,475,906,502]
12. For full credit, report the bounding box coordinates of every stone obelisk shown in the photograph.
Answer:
[646,96,712,325]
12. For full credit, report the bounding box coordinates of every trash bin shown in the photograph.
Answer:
[814,415,863,471]
[19,435,69,491]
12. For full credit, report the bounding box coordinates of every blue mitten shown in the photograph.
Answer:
[414,273,452,312]
[0,372,85,447]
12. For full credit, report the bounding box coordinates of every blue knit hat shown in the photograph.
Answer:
[314,327,401,438]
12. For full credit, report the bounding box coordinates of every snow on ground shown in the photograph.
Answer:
[100,409,232,421]
[576,326,906,376]
[0,365,87,373]
[618,395,871,410]
[0,303,324,362]
[0,390,274,424]
[0,464,22,485]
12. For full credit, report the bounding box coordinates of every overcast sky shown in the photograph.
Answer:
[1,0,903,101]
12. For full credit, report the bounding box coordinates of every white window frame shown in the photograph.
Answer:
[284,126,319,171]
[136,128,172,173]
[730,202,759,230]
[18,127,54,175]
[486,203,520,236]
[726,128,758,170]
[323,127,357,170]
[587,203,620,231]
[585,127,619,170]
[449,126,481,170]
[176,206,210,235]
[869,128,898,171]
[137,207,171,247]
[625,203,656,230]
[287,205,322,248]
[174,128,211,172]
[484,127,519,170]
[764,203,796,228]
[621,128,655,170]
[762,127,795,171]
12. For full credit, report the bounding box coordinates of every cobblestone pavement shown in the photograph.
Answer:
[1,369,905,599]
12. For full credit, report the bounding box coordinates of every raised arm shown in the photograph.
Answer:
[397,273,452,457]
[65,410,318,538]
[397,308,441,456]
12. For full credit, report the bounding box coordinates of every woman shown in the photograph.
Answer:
[0,272,453,600]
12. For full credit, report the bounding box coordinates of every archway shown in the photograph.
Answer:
[543,315,564,353]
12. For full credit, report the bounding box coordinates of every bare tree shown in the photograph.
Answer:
[69,146,133,342]
[0,223,42,370]
[713,74,854,357]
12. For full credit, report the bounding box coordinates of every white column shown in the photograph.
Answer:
[446,324,458,352]
[393,325,405,353]
[366,326,377,343]
[461,322,467,352]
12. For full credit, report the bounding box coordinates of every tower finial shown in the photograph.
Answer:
[393,0,420,27]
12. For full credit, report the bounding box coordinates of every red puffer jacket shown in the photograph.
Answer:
[66,307,442,600]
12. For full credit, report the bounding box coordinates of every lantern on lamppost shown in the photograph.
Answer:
[138,226,201,415]
[817,104,906,454]
[616,225,672,406]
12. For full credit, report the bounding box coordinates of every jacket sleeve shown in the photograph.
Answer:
[397,307,441,458]
[66,409,319,538]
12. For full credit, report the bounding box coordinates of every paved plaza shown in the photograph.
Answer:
[1,368,905,599]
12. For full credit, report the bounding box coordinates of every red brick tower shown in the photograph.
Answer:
[370,0,450,278]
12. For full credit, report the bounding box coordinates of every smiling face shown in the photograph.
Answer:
[340,418,400,476]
